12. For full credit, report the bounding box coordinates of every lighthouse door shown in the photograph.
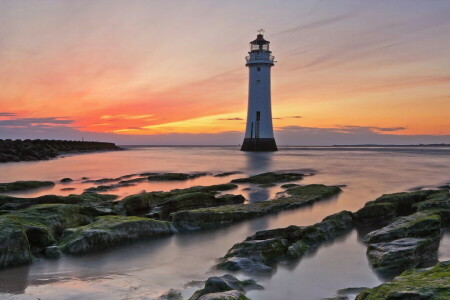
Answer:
[255,111,261,141]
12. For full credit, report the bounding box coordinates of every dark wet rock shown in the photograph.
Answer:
[157,289,183,300]
[322,297,348,300]
[81,177,89,180]
[58,215,176,255]
[189,274,261,300]
[155,193,245,219]
[0,203,98,268]
[148,172,208,181]
[231,172,304,185]
[364,211,442,244]
[43,246,61,258]
[241,188,252,191]
[413,190,450,224]
[366,237,439,276]
[60,178,73,183]
[0,181,55,193]
[60,187,76,191]
[82,178,118,184]
[0,193,118,211]
[280,183,300,189]
[214,172,243,177]
[172,185,342,231]
[84,177,148,193]
[354,202,397,226]
[356,260,450,300]
[217,210,354,273]
[198,290,249,300]
[114,184,238,216]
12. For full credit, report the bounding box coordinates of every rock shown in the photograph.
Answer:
[157,289,183,300]
[366,237,439,276]
[43,246,61,258]
[58,215,176,254]
[156,193,245,219]
[231,172,304,185]
[171,185,342,231]
[189,274,261,300]
[413,190,450,223]
[114,184,238,216]
[214,172,243,177]
[60,187,76,191]
[217,210,354,273]
[363,211,442,244]
[280,183,300,189]
[60,178,73,183]
[355,260,450,299]
[0,181,55,193]
[148,173,206,181]
[0,203,97,268]
[198,290,249,300]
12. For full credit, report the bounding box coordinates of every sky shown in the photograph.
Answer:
[0,0,449,145]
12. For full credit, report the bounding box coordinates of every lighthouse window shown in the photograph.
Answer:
[257,67,261,72]
[256,80,260,84]
[256,111,261,121]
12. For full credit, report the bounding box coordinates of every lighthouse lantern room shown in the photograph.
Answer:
[241,30,278,151]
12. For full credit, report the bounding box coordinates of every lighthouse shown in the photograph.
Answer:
[241,30,278,151]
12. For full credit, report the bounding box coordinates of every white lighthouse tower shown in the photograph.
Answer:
[241,30,277,151]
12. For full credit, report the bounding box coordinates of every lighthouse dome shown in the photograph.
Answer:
[250,33,270,52]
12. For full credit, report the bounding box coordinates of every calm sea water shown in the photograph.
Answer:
[0,146,449,300]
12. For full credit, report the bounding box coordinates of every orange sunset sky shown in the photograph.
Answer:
[1,0,449,145]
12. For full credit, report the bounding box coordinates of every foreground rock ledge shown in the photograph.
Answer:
[356,260,450,300]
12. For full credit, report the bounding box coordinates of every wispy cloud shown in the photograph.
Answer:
[217,117,243,121]
[0,117,75,128]
[0,112,17,117]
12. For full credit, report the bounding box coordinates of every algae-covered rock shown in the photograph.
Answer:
[356,260,450,300]
[189,274,260,300]
[231,172,304,185]
[0,203,97,268]
[115,184,238,216]
[366,237,439,276]
[198,290,249,300]
[0,181,55,193]
[44,246,61,258]
[171,185,341,231]
[217,210,354,273]
[58,215,176,254]
[60,178,73,183]
[280,183,300,189]
[214,172,243,177]
[364,211,442,244]
[157,289,183,300]
[148,173,207,181]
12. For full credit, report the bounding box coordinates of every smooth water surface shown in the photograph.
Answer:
[0,146,449,300]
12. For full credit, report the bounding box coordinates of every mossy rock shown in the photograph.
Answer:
[0,181,55,193]
[356,260,450,299]
[148,172,207,181]
[171,185,341,231]
[0,203,97,268]
[217,210,354,273]
[58,215,176,254]
[364,211,442,244]
[231,172,304,185]
[189,274,260,300]
[366,237,440,277]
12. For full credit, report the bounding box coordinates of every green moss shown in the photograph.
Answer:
[356,261,450,300]
[231,172,304,184]
[58,215,175,254]
[147,172,208,181]
[171,185,341,231]
[0,181,55,193]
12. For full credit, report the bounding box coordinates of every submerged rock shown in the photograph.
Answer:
[43,245,61,258]
[189,274,261,300]
[58,215,176,254]
[366,237,439,276]
[214,171,243,177]
[0,181,55,193]
[156,289,183,300]
[231,172,304,185]
[280,183,300,189]
[217,210,354,274]
[60,178,73,183]
[356,260,450,299]
[171,185,342,231]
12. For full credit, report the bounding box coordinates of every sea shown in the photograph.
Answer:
[0,146,449,300]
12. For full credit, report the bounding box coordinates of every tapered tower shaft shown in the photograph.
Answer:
[241,31,277,151]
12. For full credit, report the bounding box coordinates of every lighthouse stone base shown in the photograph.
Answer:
[240,138,278,152]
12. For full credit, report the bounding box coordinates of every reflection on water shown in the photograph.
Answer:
[0,146,449,299]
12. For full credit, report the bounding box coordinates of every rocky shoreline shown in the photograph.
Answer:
[0,139,122,163]
[0,171,449,299]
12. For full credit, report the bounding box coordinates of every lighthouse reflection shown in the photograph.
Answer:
[243,151,274,203]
